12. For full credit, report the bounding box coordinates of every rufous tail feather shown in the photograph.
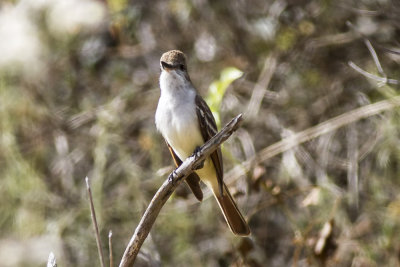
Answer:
[214,183,250,236]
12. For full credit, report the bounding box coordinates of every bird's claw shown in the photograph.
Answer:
[193,146,205,170]
[168,169,178,183]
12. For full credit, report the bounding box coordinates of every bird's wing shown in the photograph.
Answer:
[195,94,224,196]
[166,141,203,201]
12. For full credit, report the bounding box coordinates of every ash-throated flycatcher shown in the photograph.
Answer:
[155,50,250,236]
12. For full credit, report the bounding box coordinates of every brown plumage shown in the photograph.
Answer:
[157,50,250,236]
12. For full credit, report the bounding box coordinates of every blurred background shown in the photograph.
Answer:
[1,0,400,266]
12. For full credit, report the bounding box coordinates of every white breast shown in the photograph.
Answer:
[155,71,205,161]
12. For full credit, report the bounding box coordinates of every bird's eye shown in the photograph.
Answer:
[179,64,185,71]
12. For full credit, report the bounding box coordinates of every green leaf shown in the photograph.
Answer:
[206,67,243,127]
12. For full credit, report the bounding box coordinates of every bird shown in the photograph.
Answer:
[155,50,250,236]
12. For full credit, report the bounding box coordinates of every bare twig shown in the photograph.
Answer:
[109,230,113,267]
[309,32,356,48]
[336,4,381,16]
[364,39,385,77]
[347,126,359,208]
[119,114,243,267]
[247,54,278,117]
[377,46,400,56]
[226,96,400,183]
[346,20,400,56]
[348,61,399,85]
[86,177,105,267]
[346,21,399,85]
[256,96,400,162]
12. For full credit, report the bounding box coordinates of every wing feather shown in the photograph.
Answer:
[195,95,224,196]
[166,141,203,201]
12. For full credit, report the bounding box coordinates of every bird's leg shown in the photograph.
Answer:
[193,146,205,170]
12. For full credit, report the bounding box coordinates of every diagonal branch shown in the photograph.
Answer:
[225,95,400,184]
[119,114,243,267]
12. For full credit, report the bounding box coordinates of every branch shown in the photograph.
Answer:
[86,177,105,267]
[348,61,399,85]
[346,21,399,85]
[255,95,400,162]
[119,114,243,267]
[225,95,400,184]
[247,53,278,118]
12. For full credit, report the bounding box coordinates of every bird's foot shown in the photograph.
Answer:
[193,146,205,170]
[168,169,178,183]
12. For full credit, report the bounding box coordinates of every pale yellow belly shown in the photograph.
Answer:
[166,125,219,193]
[195,157,219,193]
[165,122,204,161]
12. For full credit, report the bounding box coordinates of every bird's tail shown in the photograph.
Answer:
[213,183,251,236]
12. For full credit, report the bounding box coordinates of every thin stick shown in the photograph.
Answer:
[119,114,243,267]
[247,54,278,117]
[346,20,400,56]
[377,45,400,56]
[226,95,400,182]
[256,95,400,162]
[346,20,399,85]
[346,125,359,207]
[348,61,399,85]
[109,230,113,267]
[364,39,385,77]
[86,177,105,267]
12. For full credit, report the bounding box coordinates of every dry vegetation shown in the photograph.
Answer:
[1,0,400,266]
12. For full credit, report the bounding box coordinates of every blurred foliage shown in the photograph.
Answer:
[1,0,400,266]
[206,67,243,127]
